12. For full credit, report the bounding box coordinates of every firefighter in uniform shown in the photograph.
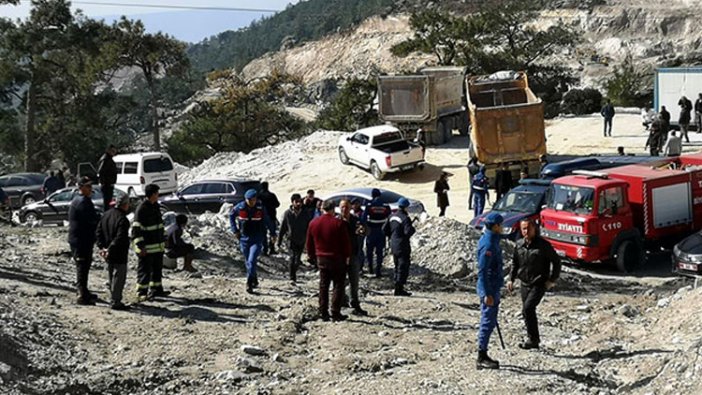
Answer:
[230,189,277,294]
[382,197,416,296]
[471,166,489,217]
[131,184,169,301]
[362,188,391,277]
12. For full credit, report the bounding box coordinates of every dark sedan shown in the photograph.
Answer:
[322,188,425,215]
[18,186,127,225]
[673,233,702,276]
[0,173,46,208]
[159,179,261,215]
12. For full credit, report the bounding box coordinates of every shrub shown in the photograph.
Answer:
[561,88,603,115]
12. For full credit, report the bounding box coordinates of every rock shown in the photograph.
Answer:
[241,345,267,356]
[236,357,264,373]
[657,298,670,308]
[215,370,246,382]
[272,353,286,363]
[618,304,639,318]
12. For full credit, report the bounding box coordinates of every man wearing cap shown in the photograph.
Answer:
[230,189,277,293]
[278,193,313,283]
[471,166,489,217]
[382,197,416,296]
[68,177,100,305]
[362,188,391,277]
[132,184,169,301]
[96,194,131,310]
[258,181,280,256]
[476,212,505,370]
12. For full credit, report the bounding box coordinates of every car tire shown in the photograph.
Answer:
[339,147,350,165]
[22,211,40,224]
[616,239,643,273]
[370,161,385,181]
[22,195,36,206]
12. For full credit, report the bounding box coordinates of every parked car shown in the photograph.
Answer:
[469,179,551,240]
[79,152,178,198]
[673,232,702,276]
[0,173,46,208]
[338,125,425,180]
[322,188,425,216]
[18,186,127,225]
[159,179,261,215]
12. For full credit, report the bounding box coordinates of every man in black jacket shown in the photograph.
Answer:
[495,164,513,203]
[166,214,196,272]
[98,145,118,209]
[277,193,312,282]
[68,177,100,305]
[96,194,131,310]
[507,218,561,350]
[259,181,280,255]
[382,197,416,296]
[679,96,693,143]
[339,199,368,315]
[132,184,168,301]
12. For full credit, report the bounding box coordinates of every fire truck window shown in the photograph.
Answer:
[598,187,624,215]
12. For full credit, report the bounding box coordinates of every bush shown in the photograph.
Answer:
[605,54,652,107]
[561,88,603,115]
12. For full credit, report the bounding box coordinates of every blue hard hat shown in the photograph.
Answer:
[483,212,504,227]
[397,197,410,208]
[371,188,381,198]
[244,189,258,199]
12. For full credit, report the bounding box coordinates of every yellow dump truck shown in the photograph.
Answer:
[466,71,547,182]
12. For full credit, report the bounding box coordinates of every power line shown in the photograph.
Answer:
[17,0,281,13]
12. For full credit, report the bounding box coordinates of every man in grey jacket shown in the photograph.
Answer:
[278,193,313,283]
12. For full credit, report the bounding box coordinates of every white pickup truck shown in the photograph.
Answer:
[338,125,425,180]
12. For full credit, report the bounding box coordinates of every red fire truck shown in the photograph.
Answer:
[539,153,702,272]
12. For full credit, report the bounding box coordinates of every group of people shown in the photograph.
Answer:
[643,105,682,157]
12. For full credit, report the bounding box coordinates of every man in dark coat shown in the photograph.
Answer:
[258,181,280,255]
[382,197,416,296]
[600,99,615,137]
[98,145,118,209]
[68,177,100,305]
[361,188,391,277]
[278,193,313,282]
[695,93,702,133]
[434,172,450,216]
[96,194,131,310]
[507,219,561,350]
[495,164,512,203]
[467,158,480,210]
[165,214,196,272]
[339,199,368,315]
[42,171,61,196]
[679,96,693,143]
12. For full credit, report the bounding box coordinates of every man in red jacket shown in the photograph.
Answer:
[306,199,352,322]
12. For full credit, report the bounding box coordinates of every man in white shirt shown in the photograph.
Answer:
[663,131,682,157]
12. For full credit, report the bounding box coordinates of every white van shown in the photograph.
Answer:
[79,152,178,197]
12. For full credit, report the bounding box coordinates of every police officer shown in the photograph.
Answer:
[382,197,416,296]
[132,184,169,301]
[362,188,391,277]
[476,212,505,370]
[471,166,489,217]
[507,218,561,350]
[230,189,277,294]
[68,177,100,305]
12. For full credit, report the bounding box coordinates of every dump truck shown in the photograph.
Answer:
[466,71,547,184]
[378,66,468,145]
[539,153,702,272]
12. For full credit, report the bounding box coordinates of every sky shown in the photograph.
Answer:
[0,0,298,43]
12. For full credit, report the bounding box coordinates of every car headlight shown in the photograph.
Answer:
[502,226,514,235]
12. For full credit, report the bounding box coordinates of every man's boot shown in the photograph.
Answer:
[351,302,368,316]
[394,284,412,297]
[476,350,499,370]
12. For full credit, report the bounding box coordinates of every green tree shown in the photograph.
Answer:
[316,77,379,131]
[605,54,650,107]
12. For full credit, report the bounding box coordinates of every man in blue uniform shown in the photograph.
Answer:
[230,189,277,294]
[68,177,100,305]
[472,166,489,217]
[362,188,391,277]
[476,212,505,370]
[382,197,416,296]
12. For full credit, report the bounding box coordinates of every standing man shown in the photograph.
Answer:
[663,131,683,157]
[68,177,100,305]
[303,189,320,212]
[362,188,391,277]
[434,172,450,217]
[538,154,549,175]
[476,212,505,370]
[507,219,561,350]
[339,199,368,315]
[695,93,702,133]
[42,171,61,196]
[132,184,169,301]
[678,96,693,143]
[495,164,512,203]
[98,145,118,209]
[230,189,277,294]
[351,199,367,273]
[278,193,313,283]
[645,118,662,156]
[306,200,352,322]
[471,166,489,217]
[165,214,197,273]
[382,197,416,296]
[258,181,280,256]
[96,194,131,310]
[467,158,480,210]
[600,99,615,137]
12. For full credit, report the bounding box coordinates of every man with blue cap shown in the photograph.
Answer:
[362,188,391,277]
[471,166,489,217]
[476,211,504,370]
[382,197,416,296]
[230,188,277,294]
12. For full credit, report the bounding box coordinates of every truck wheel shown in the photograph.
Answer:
[338,147,350,165]
[370,161,385,180]
[616,240,643,273]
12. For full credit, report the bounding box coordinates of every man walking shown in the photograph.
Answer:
[507,219,561,350]
[600,99,615,137]
[68,177,100,305]
[382,197,416,296]
[132,184,169,301]
[467,158,480,210]
[258,181,280,255]
[339,199,368,315]
[278,193,313,283]
[362,188,391,277]
[471,166,489,217]
[230,189,277,294]
[306,200,352,322]
[663,131,683,157]
[165,214,197,272]
[495,164,512,203]
[434,172,450,217]
[96,194,131,310]
[476,212,505,370]
[98,145,118,209]
[679,96,693,143]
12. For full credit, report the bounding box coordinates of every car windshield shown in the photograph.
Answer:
[494,191,542,213]
[547,184,595,215]
[144,157,174,173]
[377,191,404,204]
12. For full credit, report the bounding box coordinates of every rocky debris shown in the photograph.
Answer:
[241,345,267,356]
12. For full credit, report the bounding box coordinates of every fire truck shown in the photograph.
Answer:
[539,153,702,272]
